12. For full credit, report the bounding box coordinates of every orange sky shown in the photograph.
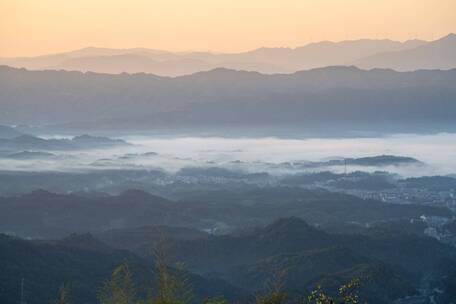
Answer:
[1,0,456,57]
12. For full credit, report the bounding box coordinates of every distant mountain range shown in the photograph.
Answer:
[0,130,129,153]
[1,34,455,76]
[289,155,422,169]
[356,33,456,71]
[0,188,450,238]
[4,151,57,160]
[0,125,22,139]
[1,65,455,134]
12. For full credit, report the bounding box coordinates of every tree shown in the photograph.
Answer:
[338,279,360,304]
[54,284,71,304]
[149,237,193,304]
[306,285,335,304]
[202,296,229,304]
[306,278,361,304]
[255,269,287,304]
[98,262,137,304]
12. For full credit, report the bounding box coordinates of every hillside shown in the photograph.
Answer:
[0,188,452,239]
[0,134,129,153]
[0,233,244,304]
[0,125,22,139]
[1,66,455,135]
[166,218,456,303]
[2,217,455,304]
[356,33,456,71]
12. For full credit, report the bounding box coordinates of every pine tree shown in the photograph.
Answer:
[98,262,137,304]
[54,284,71,304]
[149,237,193,304]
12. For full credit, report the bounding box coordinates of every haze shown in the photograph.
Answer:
[2,2,456,303]
[1,0,456,57]
[0,133,455,177]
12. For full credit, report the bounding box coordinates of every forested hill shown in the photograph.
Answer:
[1,66,455,134]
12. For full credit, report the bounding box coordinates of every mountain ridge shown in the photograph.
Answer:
[1,65,455,134]
[0,36,442,76]
[356,33,456,71]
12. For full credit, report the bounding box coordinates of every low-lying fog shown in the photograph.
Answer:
[2,133,456,177]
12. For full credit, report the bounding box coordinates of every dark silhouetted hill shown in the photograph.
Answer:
[0,233,245,304]
[167,217,456,303]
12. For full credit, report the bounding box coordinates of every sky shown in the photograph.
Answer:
[1,0,456,57]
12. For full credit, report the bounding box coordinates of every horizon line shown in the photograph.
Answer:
[3,33,455,59]
[2,64,455,79]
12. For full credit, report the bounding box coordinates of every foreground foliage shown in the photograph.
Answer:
[57,255,362,304]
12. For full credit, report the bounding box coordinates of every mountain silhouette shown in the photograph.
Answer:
[0,37,432,76]
[356,33,456,71]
